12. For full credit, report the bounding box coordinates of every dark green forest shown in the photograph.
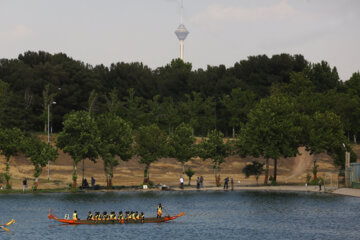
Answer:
[0,51,359,141]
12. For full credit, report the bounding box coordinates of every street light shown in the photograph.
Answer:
[47,101,56,181]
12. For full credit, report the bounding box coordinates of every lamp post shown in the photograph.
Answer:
[47,101,56,180]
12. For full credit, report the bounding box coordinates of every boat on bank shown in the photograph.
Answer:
[48,210,184,224]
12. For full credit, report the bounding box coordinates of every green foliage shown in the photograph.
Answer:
[220,88,257,137]
[242,161,264,183]
[198,130,231,186]
[57,111,100,185]
[168,122,197,173]
[0,128,24,189]
[134,124,168,183]
[22,135,58,189]
[96,113,133,188]
[238,95,302,183]
[184,167,195,186]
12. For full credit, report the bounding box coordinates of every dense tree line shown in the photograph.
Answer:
[1,51,360,187]
[0,51,316,136]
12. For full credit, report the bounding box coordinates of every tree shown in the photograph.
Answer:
[168,123,197,174]
[0,128,23,189]
[185,167,195,186]
[123,88,147,129]
[96,113,133,188]
[238,95,302,184]
[134,124,168,184]
[304,111,347,179]
[198,130,231,186]
[242,161,264,185]
[56,111,100,189]
[221,88,257,138]
[22,135,58,190]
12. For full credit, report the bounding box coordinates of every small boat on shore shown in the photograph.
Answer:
[0,219,15,231]
[48,210,184,225]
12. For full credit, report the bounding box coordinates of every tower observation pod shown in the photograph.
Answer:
[175,24,189,60]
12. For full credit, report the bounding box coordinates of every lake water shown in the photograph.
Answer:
[0,190,359,240]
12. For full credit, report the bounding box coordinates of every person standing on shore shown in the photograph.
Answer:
[22,178,27,192]
[196,177,200,189]
[91,176,95,190]
[231,178,234,191]
[180,176,184,189]
[224,177,229,190]
[318,179,322,191]
[200,176,203,188]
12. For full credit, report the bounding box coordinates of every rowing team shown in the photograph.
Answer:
[73,211,144,222]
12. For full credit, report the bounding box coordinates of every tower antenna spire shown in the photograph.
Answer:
[175,0,189,60]
[180,0,184,24]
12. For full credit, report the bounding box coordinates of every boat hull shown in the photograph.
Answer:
[48,210,184,225]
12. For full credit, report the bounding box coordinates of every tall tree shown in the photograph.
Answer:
[168,122,197,174]
[198,130,231,186]
[123,88,147,129]
[134,124,168,184]
[303,111,347,179]
[22,135,58,190]
[238,95,302,184]
[57,111,100,189]
[96,113,133,188]
[0,128,23,189]
[221,88,257,138]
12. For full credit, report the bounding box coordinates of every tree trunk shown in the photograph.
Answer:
[5,156,11,189]
[73,164,77,189]
[143,164,150,184]
[107,175,112,189]
[354,134,357,144]
[273,158,278,183]
[232,126,235,138]
[264,158,269,185]
[313,159,318,180]
[182,162,185,174]
[82,159,85,183]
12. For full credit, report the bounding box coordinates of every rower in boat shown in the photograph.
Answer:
[140,212,144,223]
[118,211,124,221]
[157,204,163,218]
[87,211,93,220]
[135,211,140,220]
[73,210,79,220]
[131,211,136,220]
[102,211,109,220]
[110,212,116,220]
[94,212,100,220]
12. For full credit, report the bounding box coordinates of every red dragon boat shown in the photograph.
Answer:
[48,210,184,225]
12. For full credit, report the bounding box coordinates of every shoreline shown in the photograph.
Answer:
[2,185,360,198]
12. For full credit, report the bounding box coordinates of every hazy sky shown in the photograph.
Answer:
[0,0,359,80]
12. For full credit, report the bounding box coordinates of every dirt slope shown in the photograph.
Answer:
[1,144,351,190]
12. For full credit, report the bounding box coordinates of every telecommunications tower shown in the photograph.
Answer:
[174,0,189,60]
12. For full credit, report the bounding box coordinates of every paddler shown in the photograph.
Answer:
[110,211,116,220]
[94,212,100,220]
[140,212,145,223]
[102,211,109,220]
[131,211,136,220]
[135,211,140,220]
[157,204,163,218]
[125,211,129,221]
[118,211,124,221]
[87,211,93,220]
[73,210,79,220]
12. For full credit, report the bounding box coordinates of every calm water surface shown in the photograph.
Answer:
[0,190,359,240]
